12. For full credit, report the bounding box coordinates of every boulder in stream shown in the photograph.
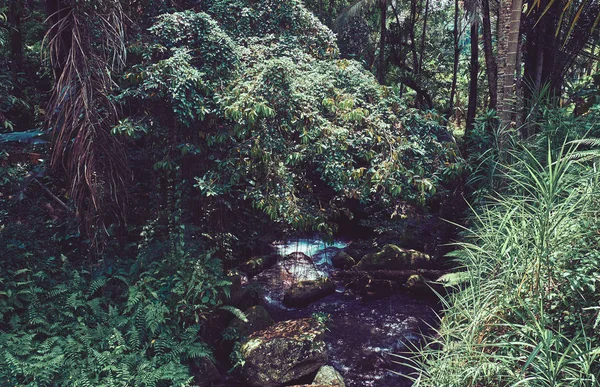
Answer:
[331,251,356,269]
[241,318,328,387]
[355,244,430,270]
[313,365,346,386]
[283,278,336,307]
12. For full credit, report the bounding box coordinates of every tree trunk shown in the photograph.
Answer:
[8,0,24,96]
[377,0,387,84]
[466,22,479,137]
[408,0,423,106]
[497,0,523,131]
[482,0,497,109]
[418,0,430,73]
[514,25,525,132]
[449,0,460,116]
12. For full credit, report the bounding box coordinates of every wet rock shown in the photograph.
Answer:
[331,251,356,269]
[283,278,336,307]
[313,365,345,387]
[282,252,321,278]
[241,318,328,387]
[334,269,444,295]
[238,254,278,277]
[253,252,328,305]
[227,305,274,339]
[355,244,430,271]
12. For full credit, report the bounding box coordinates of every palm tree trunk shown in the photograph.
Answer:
[482,0,497,109]
[467,22,479,136]
[8,1,24,97]
[497,0,523,131]
[449,0,460,116]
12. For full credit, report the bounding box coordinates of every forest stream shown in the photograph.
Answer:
[238,239,439,387]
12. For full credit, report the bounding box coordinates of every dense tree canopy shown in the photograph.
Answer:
[1,0,599,385]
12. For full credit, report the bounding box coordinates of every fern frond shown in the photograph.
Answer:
[219,305,248,322]
[87,276,108,298]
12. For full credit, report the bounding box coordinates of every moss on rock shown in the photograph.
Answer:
[354,244,430,270]
[283,278,336,307]
[313,365,345,386]
[241,318,328,387]
[331,251,356,269]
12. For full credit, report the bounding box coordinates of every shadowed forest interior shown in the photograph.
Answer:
[1,0,600,386]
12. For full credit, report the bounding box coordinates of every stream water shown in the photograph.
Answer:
[247,238,439,387]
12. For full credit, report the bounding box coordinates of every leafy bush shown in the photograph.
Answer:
[118,1,462,236]
[0,223,231,386]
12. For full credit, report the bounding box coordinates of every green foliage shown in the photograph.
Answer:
[400,115,600,386]
[209,0,338,59]
[311,311,331,325]
[117,1,462,236]
[0,265,199,386]
[150,11,240,79]
[0,227,231,386]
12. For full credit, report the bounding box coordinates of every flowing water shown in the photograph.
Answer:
[247,238,439,387]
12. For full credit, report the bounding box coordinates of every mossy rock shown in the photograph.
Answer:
[283,278,336,307]
[313,365,345,387]
[354,244,430,270]
[241,318,328,387]
[238,254,278,277]
[227,305,274,339]
[404,274,445,297]
[331,251,356,269]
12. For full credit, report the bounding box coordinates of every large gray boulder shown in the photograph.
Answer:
[241,318,328,387]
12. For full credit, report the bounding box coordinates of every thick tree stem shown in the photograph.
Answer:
[482,0,497,110]
[377,0,387,84]
[449,0,460,116]
[497,0,523,133]
[467,22,479,137]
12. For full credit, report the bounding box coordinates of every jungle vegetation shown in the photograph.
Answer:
[0,0,599,385]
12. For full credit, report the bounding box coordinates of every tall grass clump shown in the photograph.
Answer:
[399,119,600,386]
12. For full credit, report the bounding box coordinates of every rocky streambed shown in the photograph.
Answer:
[213,238,446,387]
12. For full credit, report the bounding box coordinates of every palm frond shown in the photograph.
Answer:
[44,0,129,251]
